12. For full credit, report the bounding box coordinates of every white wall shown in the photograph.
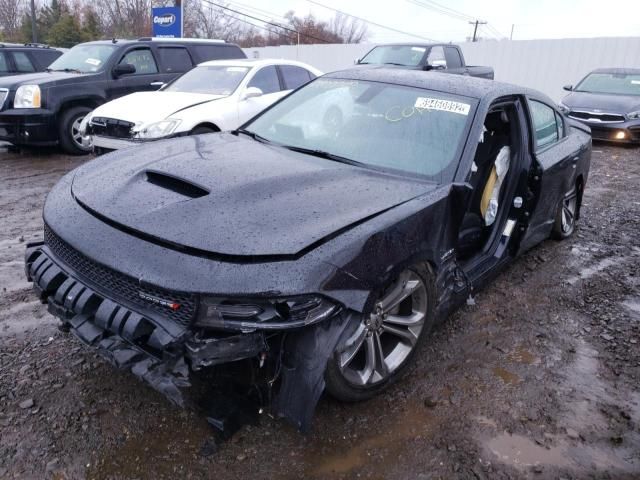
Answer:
[244,37,640,101]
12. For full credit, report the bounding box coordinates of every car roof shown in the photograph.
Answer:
[197,58,320,70]
[325,66,546,102]
[0,42,59,50]
[590,67,640,75]
[80,38,229,46]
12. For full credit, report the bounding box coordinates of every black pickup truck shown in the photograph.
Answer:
[357,43,494,80]
[0,38,245,154]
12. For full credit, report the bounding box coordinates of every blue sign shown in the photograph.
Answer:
[152,6,182,38]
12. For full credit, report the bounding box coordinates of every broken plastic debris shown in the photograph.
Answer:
[466,295,476,306]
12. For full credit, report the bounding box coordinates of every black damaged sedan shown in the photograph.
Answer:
[25,68,591,430]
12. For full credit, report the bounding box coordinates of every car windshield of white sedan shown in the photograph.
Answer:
[576,73,640,96]
[245,78,476,181]
[359,46,426,66]
[164,65,250,95]
[48,44,116,73]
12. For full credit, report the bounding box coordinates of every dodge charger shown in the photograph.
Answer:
[25,68,591,430]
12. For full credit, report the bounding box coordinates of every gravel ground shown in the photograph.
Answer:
[0,143,639,480]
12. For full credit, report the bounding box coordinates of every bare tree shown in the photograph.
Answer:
[328,12,368,44]
[95,0,154,38]
[0,0,25,41]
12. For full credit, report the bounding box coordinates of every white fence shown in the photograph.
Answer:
[244,37,640,101]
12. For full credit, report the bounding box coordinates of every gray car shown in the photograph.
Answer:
[559,68,640,144]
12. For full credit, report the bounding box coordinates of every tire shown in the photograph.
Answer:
[58,106,92,155]
[551,185,578,240]
[190,126,217,135]
[325,265,436,402]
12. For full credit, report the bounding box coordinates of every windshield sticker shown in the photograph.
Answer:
[631,80,640,85]
[415,97,470,115]
[411,47,426,52]
[85,58,101,66]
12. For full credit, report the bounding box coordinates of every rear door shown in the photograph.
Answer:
[237,65,287,124]
[106,47,163,100]
[517,98,583,252]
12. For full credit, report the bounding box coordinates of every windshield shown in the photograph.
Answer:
[164,65,250,95]
[360,45,427,67]
[48,44,116,73]
[575,72,640,96]
[244,78,476,182]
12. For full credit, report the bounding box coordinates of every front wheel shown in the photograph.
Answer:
[552,186,578,239]
[58,106,92,155]
[325,266,436,402]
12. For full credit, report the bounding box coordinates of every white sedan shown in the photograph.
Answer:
[84,59,322,152]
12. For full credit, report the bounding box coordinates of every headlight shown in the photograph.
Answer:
[14,85,41,108]
[627,111,640,120]
[557,102,570,114]
[135,119,181,139]
[196,295,339,331]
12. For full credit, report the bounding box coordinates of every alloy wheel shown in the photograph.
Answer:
[71,115,92,150]
[561,193,577,234]
[336,269,428,387]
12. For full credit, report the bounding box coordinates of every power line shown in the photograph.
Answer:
[407,0,475,22]
[225,0,289,23]
[200,0,332,44]
[306,0,439,42]
[204,5,297,42]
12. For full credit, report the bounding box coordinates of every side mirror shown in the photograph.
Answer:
[243,86,263,100]
[113,63,136,77]
[563,84,573,91]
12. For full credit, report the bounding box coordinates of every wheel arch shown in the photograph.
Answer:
[190,122,221,133]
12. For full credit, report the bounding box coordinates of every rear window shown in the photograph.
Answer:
[31,49,63,69]
[191,45,245,63]
[12,52,35,72]
[157,47,193,73]
[280,65,314,90]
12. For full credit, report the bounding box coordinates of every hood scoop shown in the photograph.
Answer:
[145,170,209,199]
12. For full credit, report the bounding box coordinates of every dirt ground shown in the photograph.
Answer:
[1,143,639,480]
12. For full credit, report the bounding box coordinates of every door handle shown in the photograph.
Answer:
[150,81,165,87]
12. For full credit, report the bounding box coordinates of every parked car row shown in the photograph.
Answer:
[1,39,637,155]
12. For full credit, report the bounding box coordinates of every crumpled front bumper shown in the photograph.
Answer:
[24,241,267,407]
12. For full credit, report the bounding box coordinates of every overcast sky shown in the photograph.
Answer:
[225,0,640,43]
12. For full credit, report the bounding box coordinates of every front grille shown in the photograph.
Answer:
[568,110,625,123]
[0,89,8,110]
[90,117,135,139]
[44,225,197,326]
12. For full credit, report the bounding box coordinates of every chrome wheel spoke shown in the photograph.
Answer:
[380,275,420,312]
[385,310,424,327]
[382,323,418,346]
[339,324,367,368]
[360,333,387,384]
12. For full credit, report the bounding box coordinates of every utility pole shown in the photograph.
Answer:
[468,20,487,42]
[30,0,37,43]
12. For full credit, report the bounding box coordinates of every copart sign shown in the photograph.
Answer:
[152,6,182,38]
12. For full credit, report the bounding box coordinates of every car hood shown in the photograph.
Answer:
[562,91,640,113]
[0,71,96,89]
[70,133,436,257]
[89,91,227,124]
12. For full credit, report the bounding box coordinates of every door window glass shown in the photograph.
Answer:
[157,47,193,73]
[530,100,559,148]
[12,52,36,72]
[280,65,313,90]
[119,49,158,75]
[0,53,8,73]
[247,66,280,94]
[444,47,463,68]
[427,46,447,69]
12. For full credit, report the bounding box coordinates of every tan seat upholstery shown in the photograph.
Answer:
[480,165,498,218]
